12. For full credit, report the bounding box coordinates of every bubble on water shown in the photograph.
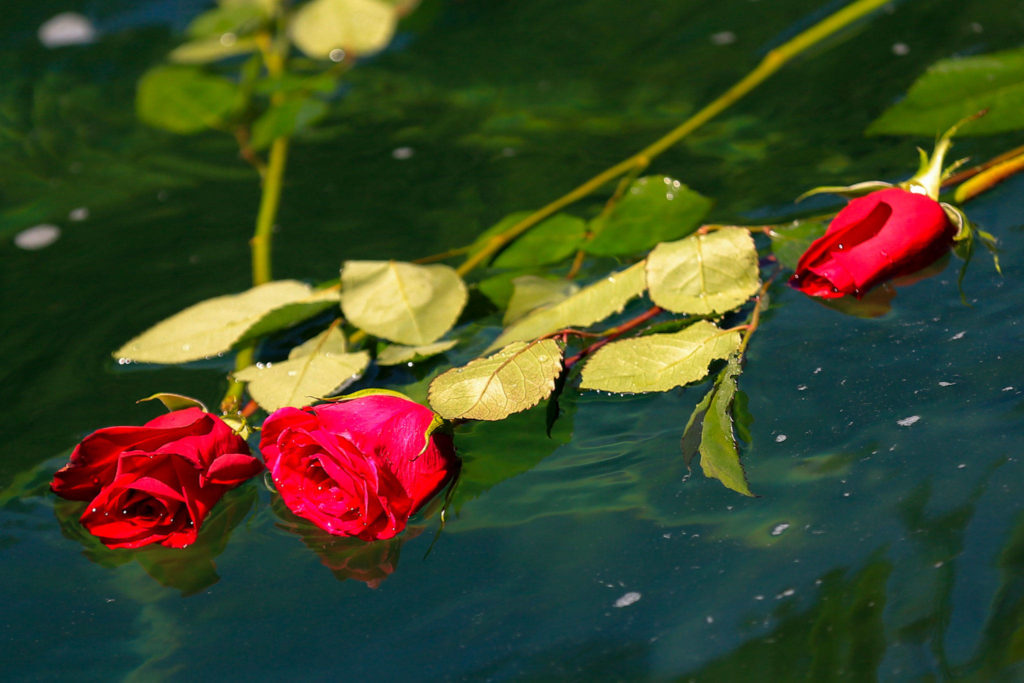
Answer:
[774,434,787,443]
[950,331,966,340]
[39,12,96,48]
[897,415,920,427]
[68,207,89,222]
[892,42,910,56]
[770,522,790,536]
[710,31,736,45]
[14,224,61,250]
[392,146,414,160]
[938,381,955,387]
[614,591,641,608]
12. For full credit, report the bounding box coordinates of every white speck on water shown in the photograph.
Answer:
[897,415,920,427]
[950,331,966,340]
[775,434,787,443]
[705,615,714,624]
[770,523,790,536]
[776,588,796,599]
[813,367,822,374]
[614,592,641,608]
[939,381,955,387]
[392,146,414,160]
[1003,386,1015,392]
[957,463,967,469]
[68,207,89,221]
[797,384,807,391]
[970,22,983,33]
[39,12,96,48]
[892,42,910,56]
[14,224,61,250]
[710,31,736,45]
[753,595,764,601]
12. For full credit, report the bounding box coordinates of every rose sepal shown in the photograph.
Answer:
[795,180,893,203]
[137,392,208,413]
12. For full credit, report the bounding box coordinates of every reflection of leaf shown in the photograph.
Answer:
[341,260,468,346]
[429,340,563,421]
[114,281,336,363]
[580,321,740,394]
[586,176,711,256]
[54,485,257,596]
[487,261,647,351]
[136,66,243,134]
[291,0,397,59]
[869,47,1024,136]
[646,227,760,315]
[234,327,370,411]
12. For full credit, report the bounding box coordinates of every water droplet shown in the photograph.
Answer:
[836,243,844,250]
[219,32,237,47]
[329,48,346,62]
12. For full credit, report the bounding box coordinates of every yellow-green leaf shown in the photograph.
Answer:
[503,275,579,325]
[579,321,740,393]
[486,261,647,352]
[646,227,760,315]
[233,327,370,411]
[341,260,468,346]
[169,36,259,64]
[376,340,457,366]
[114,280,334,364]
[428,340,563,421]
[290,0,396,59]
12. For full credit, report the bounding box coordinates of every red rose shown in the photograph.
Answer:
[51,407,263,549]
[789,187,955,298]
[259,394,458,541]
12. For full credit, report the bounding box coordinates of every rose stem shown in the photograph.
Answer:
[563,305,664,369]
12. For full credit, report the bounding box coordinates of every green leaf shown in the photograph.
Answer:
[376,339,457,366]
[250,97,329,150]
[646,227,761,315]
[341,260,468,346]
[114,280,333,364]
[137,393,208,413]
[185,4,266,38]
[585,176,712,256]
[233,287,339,347]
[503,275,579,325]
[868,47,1024,136]
[136,66,242,134]
[486,260,647,352]
[699,357,754,496]
[168,36,259,64]
[579,320,741,393]
[492,213,587,268]
[680,385,716,468]
[428,340,563,421]
[769,219,827,271]
[234,327,370,411]
[290,0,397,59]
[465,211,531,266]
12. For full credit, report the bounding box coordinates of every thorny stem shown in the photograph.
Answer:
[563,306,664,369]
[456,0,892,277]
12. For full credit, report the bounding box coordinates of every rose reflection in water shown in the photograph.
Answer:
[807,254,951,318]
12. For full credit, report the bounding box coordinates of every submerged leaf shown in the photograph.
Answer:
[234,327,370,411]
[486,261,647,351]
[290,0,397,59]
[136,66,242,134]
[585,176,711,256]
[428,340,563,421]
[376,340,457,366]
[579,321,740,393]
[114,281,334,363]
[699,357,753,496]
[503,275,580,325]
[646,227,760,315]
[341,260,468,346]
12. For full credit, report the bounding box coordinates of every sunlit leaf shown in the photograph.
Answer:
[185,4,266,38]
[290,0,397,59]
[137,393,208,413]
[428,340,563,421]
[250,97,329,149]
[234,327,370,411]
[136,66,242,134]
[769,219,827,271]
[341,260,468,346]
[492,213,587,268]
[646,227,760,315]
[486,260,647,352]
[868,47,1024,136]
[579,320,740,393]
[503,275,579,325]
[699,357,753,496]
[585,176,712,256]
[169,37,259,64]
[376,339,457,366]
[233,287,339,346]
[114,280,332,363]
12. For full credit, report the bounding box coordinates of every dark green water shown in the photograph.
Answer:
[4,0,1024,679]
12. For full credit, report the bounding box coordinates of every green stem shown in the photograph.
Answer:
[251,137,290,285]
[456,0,891,277]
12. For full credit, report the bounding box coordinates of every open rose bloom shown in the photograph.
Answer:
[51,407,263,549]
[789,187,956,299]
[260,394,459,541]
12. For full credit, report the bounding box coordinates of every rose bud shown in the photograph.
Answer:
[259,394,459,541]
[51,407,263,549]
[789,187,955,299]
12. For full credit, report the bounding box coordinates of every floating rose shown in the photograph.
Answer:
[259,393,458,541]
[51,407,263,549]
